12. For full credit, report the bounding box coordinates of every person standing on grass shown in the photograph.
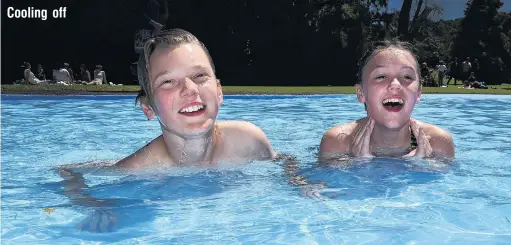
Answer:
[461,57,471,84]
[447,57,461,86]
[436,60,448,87]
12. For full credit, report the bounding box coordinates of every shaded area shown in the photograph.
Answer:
[2,0,510,85]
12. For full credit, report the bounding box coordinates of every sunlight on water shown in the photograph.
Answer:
[2,94,511,244]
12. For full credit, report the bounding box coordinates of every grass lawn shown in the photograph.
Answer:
[2,84,511,95]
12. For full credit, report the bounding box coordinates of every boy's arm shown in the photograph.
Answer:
[57,162,126,233]
[274,153,307,186]
[58,165,118,207]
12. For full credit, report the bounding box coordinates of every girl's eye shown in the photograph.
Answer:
[163,80,176,84]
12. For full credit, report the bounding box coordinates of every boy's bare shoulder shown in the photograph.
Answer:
[217,120,269,139]
[217,120,276,159]
[115,135,167,169]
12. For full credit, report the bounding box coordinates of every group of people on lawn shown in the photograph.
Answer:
[21,62,108,86]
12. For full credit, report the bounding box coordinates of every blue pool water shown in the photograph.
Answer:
[1,94,511,244]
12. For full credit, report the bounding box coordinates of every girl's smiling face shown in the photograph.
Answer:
[357,47,422,129]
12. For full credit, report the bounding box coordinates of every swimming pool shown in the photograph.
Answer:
[2,94,510,244]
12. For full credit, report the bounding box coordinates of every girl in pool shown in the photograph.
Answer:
[319,40,454,162]
[118,28,277,167]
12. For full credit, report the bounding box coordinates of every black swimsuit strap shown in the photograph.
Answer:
[408,126,418,152]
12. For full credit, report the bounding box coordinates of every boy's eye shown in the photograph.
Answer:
[159,79,178,87]
[194,73,210,83]
[195,73,208,78]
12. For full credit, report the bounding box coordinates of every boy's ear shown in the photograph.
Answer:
[217,79,223,105]
[356,84,366,103]
[141,102,156,120]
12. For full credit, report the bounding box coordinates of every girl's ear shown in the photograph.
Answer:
[356,84,366,103]
[416,86,422,104]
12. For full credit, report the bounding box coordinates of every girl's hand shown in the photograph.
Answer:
[350,118,374,158]
[403,119,433,158]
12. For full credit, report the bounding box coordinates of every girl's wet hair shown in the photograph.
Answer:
[135,28,215,106]
[356,39,421,86]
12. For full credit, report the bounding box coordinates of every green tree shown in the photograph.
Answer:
[451,0,508,84]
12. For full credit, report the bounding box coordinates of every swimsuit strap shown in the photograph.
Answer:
[408,125,418,152]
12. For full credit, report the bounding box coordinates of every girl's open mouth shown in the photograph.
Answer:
[382,98,404,112]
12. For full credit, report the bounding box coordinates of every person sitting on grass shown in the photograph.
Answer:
[82,65,107,85]
[420,62,435,87]
[23,62,47,85]
[53,63,73,85]
[77,64,91,83]
[35,64,47,81]
[63,63,75,83]
[464,72,476,88]
[319,39,455,163]
[464,72,488,89]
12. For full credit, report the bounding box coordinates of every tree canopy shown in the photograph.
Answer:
[3,0,510,85]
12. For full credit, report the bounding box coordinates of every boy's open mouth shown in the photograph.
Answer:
[178,104,206,116]
[382,98,404,112]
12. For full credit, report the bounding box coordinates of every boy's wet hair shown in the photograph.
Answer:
[135,28,215,106]
[356,39,421,110]
[356,39,421,86]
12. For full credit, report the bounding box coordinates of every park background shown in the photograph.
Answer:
[2,0,511,87]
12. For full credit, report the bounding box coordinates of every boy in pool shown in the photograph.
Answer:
[58,29,279,232]
[319,40,455,162]
[117,29,277,167]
